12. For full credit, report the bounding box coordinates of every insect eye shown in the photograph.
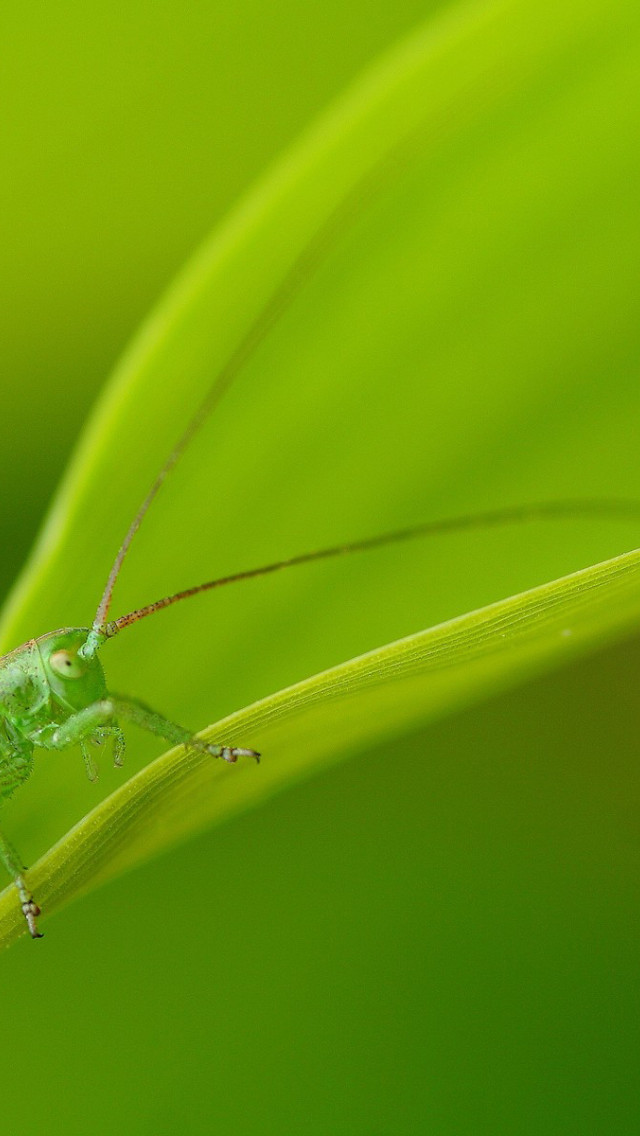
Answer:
[50,650,85,679]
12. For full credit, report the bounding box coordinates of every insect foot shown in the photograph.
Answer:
[206,743,261,764]
[17,876,43,939]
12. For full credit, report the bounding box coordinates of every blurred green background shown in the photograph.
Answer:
[1,1,640,1133]
[0,0,434,599]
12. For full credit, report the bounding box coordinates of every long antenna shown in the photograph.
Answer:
[83,103,440,659]
[99,497,640,640]
[85,147,411,658]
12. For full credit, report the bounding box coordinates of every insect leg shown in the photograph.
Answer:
[111,727,125,767]
[80,726,125,780]
[0,828,42,939]
[80,740,99,782]
[52,697,259,763]
[109,696,260,764]
[0,734,42,938]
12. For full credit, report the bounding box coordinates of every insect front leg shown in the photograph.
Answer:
[0,828,42,939]
[52,696,259,764]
